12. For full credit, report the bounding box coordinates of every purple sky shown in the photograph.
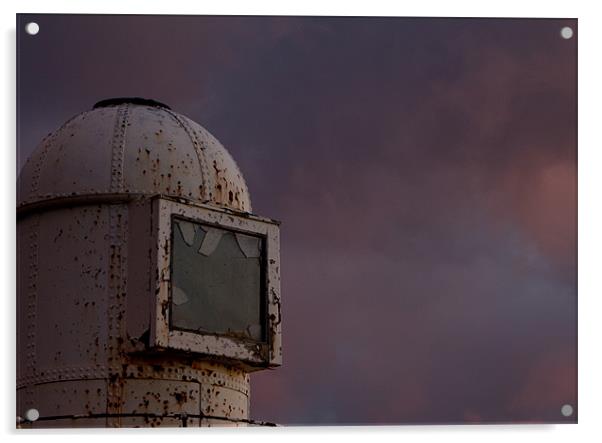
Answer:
[17,14,577,424]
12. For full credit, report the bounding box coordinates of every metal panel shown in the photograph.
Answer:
[34,379,107,418]
[34,205,111,372]
[111,378,202,427]
[122,379,200,416]
[33,108,115,201]
[201,384,248,420]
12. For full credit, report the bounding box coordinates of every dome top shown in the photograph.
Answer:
[18,98,252,212]
[93,97,171,110]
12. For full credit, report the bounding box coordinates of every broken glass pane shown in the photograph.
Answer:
[171,217,264,341]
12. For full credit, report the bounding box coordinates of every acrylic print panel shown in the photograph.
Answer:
[16,14,577,427]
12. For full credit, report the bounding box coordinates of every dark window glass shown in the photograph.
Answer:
[170,217,264,341]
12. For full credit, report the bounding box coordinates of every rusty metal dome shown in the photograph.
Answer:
[18,98,252,212]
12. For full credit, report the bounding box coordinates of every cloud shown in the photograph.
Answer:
[18,15,577,425]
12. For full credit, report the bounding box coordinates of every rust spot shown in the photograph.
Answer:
[174,391,188,404]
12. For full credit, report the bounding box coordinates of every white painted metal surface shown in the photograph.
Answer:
[18,99,252,212]
[17,99,281,428]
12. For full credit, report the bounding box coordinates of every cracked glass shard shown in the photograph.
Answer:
[172,285,189,306]
[171,218,264,341]
[198,227,223,256]
[235,233,261,258]
[176,220,196,246]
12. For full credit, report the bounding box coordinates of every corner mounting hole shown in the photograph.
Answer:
[560,26,573,40]
[561,404,573,417]
[24,408,39,422]
[25,22,39,35]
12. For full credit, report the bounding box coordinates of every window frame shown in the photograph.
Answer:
[149,196,282,368]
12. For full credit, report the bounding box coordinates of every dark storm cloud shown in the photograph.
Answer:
[17,15,577,424]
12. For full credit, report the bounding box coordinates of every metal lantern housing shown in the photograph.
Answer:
[17,98,282,427]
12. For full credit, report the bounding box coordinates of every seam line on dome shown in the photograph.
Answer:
[162,110,211,202]
[109,104,130,193]
[206,131,252,212]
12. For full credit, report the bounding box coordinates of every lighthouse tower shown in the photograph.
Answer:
[17,98,282,427]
